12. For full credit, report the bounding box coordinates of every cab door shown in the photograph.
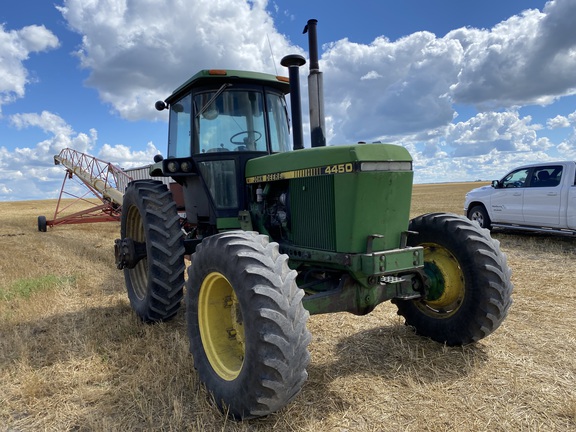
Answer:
[523,165,562,227]
[490,168,529,224]
[567,185,576,230]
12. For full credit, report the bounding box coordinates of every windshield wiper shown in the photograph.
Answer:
[196,83,231,118]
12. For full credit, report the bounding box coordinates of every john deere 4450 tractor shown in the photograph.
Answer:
[114,20,512,419]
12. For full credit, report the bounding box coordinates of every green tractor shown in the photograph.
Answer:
[114,20,512,419]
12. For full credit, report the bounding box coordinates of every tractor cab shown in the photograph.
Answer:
[152,69,292,234]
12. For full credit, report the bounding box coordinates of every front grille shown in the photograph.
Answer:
[289,176,336,251]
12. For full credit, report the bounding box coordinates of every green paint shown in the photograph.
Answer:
[333,167,413,253]
[422,262,445,301]
[217,217,241,231]
[246,143,411,176]
[301,272,422,316]
[248,143,414,254]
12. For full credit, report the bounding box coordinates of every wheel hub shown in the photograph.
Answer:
[114,237,147,269]
[419,243,465,316]
[198,272,245,381]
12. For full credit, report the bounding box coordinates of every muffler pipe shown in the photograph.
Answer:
[304,19,326,147]
[281,54,306,151]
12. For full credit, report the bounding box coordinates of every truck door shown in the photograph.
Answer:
[567,167,576,230]
[523,165,562,227]
[490,168,529,224]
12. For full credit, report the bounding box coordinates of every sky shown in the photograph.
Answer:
[1,0,576,201]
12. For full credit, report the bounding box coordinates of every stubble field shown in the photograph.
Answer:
[0,182,575,431]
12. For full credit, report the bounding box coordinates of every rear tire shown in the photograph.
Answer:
[121,180,185,322]
[38,216,47,232]
[394,213,513,346]
[187,231,311,419]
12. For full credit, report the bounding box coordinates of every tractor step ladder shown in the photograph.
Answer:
[38,148,133,231]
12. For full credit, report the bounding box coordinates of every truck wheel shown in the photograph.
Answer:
[394,213,513,346]
[38,215,47,232]
[187,231,311,419]
[468,205,491,229]
[121,180,185,322]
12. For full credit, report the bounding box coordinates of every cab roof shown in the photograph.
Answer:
[166,69,290,104]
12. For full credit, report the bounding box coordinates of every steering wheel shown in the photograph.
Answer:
[230,131,262,145]
[505,181,522,188]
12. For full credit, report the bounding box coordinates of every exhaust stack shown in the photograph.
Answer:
[304,19,326,147]
[280,54,306,151]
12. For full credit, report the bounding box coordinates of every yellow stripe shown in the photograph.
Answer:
[246,167,310,184]
[246,164,349,184]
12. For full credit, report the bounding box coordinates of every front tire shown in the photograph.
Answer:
[187,231,311,419]
[121,180,185,322]
[468,204,491,229]
[394,213,512,346]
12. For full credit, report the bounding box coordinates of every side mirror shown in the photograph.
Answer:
[491,180,500,188]
[155,100,167,111]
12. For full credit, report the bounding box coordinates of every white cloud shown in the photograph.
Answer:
[360,71,383,80]
[11,111,73,137]
[449,0,576,108]
[372,109,555,180]
[98,142,161,169]
[547,115,570,129]
[304,0,576,145]
[0,24,59,110]
[322,32,462,143]
[57,0,302,121]
[412,148,559,184]
[557,142,576,159]
[556,120,576,159]
[0,111,99,200]
[444,110,551,157]
[9,111,96,160]
[0,110,165,200]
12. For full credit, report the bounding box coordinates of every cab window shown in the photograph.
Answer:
[197,160,238,209]
[530,166,562,188]
[192,88,291,155]
[168,94,192,158]
[502,168,529,188]
[266,92,291,153]
[195,90,266,154]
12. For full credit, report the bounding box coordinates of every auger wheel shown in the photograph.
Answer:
[187,231,311,419]
[394,213,513,346]
[120,180,185,322]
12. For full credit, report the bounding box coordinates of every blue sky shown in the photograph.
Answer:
[1,0,575,200]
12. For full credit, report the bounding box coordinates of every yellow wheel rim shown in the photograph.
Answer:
[198,272,245,381]
[417,243,465,318]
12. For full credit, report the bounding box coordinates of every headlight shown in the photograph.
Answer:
[180,161,192,172]
[167,161,180,173]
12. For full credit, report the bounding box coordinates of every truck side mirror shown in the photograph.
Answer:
[491,180,500,188]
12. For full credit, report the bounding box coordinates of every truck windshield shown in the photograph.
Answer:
[194,89,290,154]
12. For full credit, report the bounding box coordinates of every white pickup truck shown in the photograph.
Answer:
[464,161,576,235]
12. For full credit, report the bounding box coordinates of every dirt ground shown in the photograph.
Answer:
[0,183,575,431]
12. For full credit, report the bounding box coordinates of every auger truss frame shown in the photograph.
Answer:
[43,148,132,229]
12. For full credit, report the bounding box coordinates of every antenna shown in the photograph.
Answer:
[267,33,279,75]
